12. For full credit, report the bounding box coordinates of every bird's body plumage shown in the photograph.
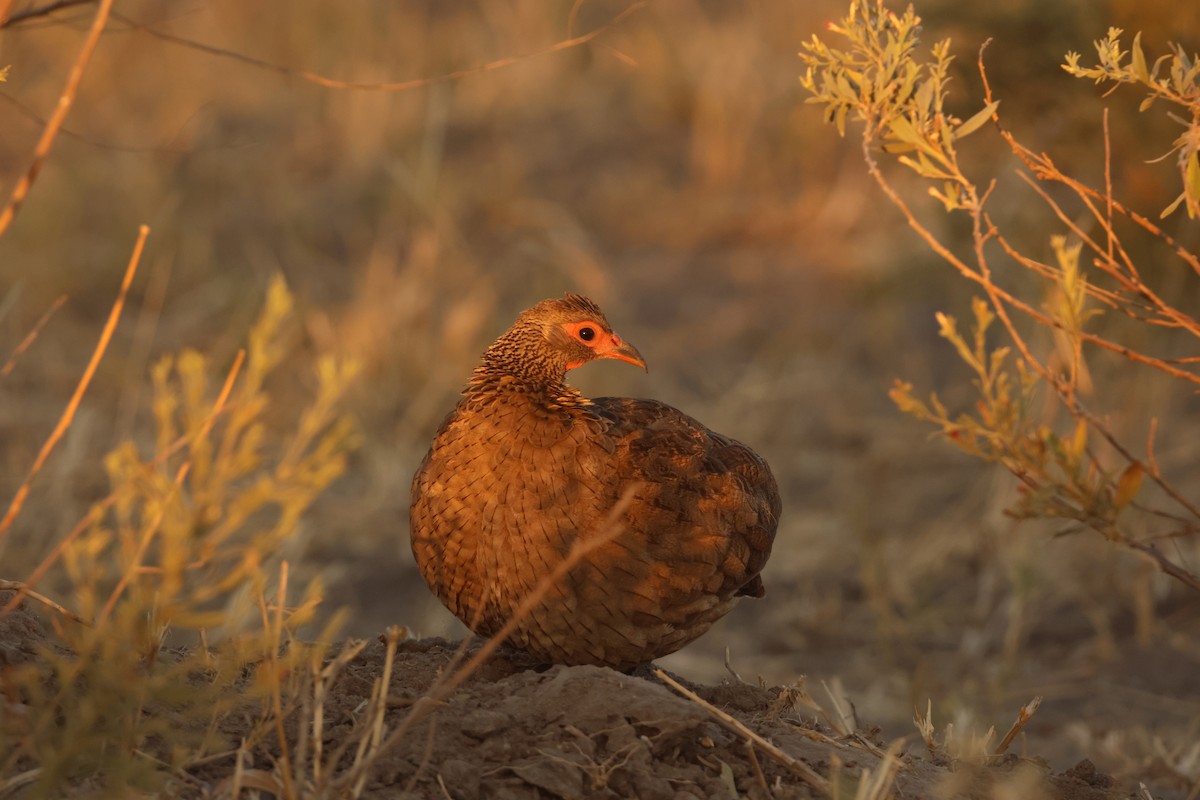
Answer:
[409,294,779,669]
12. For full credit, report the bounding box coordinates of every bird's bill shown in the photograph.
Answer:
[601,338,648,371]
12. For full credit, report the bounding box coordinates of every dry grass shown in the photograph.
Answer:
[1,0,1199,795]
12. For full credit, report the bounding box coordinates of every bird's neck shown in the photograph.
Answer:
[464,324,591,407]
[466,360,593,410]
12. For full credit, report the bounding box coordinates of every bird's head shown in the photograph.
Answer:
[478,293,647,388]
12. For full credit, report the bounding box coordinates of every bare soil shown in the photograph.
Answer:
[197,637,1141,799]
[0,602,1146,799]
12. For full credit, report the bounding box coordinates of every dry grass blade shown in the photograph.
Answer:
[822,678,855,735]
[653,668,830,793]
[309,639,369,786]
[0,295,66,379]
[0,579,85,624]
[0,225,147,542]
[0,768,41,798]
[348,626,402,799]
[0,0,115,236]
[993,696,1042,757]
[856,739,905,800]
[914,700,938,760]
[743,739,769,795]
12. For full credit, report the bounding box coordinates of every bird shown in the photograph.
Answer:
[409,293,780,670]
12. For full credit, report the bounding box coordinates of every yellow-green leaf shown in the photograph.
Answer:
[1113,463,1144,509]
[1069,419,1088,464]
[1131,32,1148,82]
[954,101,999,141]
[1186,151,1200,218]
[1161,190,1187,219]
[888,114,921,145]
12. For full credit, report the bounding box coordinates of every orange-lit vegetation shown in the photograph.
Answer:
[1,0,1198,796]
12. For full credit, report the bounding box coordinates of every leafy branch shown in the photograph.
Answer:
[1063,28,1200,219]
[800,0,1200,592]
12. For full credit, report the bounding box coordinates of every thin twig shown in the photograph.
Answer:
[0,0,91,27]
[0,0,115,236]
[1127,542,1200,593]
[0,295,66,378]
[654,668,830,793]
[110,2,645,93]
[0,225,147,541]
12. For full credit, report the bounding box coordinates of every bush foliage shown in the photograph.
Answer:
[801,0,1200,592]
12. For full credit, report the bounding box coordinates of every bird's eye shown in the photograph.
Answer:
[578,326,596,342]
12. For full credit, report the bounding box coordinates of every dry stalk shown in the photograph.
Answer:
[914,700,939,760]
[308,639,369,786]
[821,678,855,735]
[268,562,297,800]
[0,225,147,542]
[0,579,85,625]
[0,295,66,378]
[855,739,905,800]
[349,626,402,799]
[743,739,770,795]
[0,0,115,236]
[789,681,849,741]
[654,668,830,793]
[723,646,746,684]
[992,696,1042,758]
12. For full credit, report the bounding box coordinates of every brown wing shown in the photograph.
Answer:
[590,397,780,604]
[411,391,780,667]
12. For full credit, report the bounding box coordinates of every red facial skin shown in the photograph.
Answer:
[561,321,647,372]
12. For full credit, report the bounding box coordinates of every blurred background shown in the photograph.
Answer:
[1,0,1198,785]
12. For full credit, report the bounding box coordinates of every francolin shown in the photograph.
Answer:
[410,294,779,670]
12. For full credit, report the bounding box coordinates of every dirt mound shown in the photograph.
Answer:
[0,605,1133,799]
[213,636,1126,800]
